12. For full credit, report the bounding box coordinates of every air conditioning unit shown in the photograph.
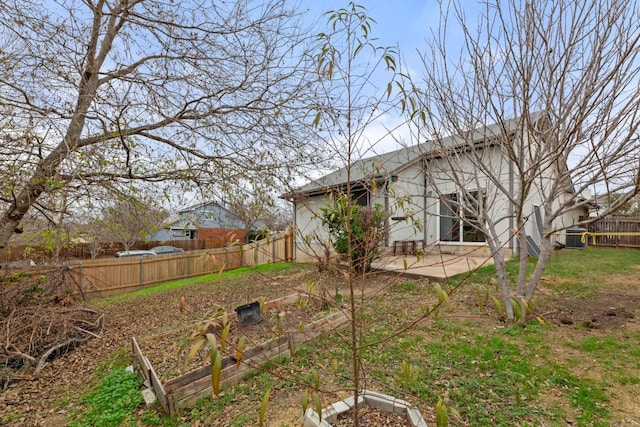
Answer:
[565,227,588,249]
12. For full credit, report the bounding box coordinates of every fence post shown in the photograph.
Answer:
[272,235,276,263]
[187,252,191,279]
[79,263,83,293]
[139,257,143,287]
[286,232,293,261]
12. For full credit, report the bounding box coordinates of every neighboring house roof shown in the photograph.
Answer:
[588,191,640,216]
[166,201,246,230]
[176,200,230,215]
[284,113,548,200]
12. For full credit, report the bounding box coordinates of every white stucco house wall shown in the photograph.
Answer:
[284,114,587,262]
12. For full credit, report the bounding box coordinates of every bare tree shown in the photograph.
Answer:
[0,0,324,250]
[410,0,640,319]
[100,196,167,251]
[72,215,111,259]
[225,183,287,242]
[8,184,93,262]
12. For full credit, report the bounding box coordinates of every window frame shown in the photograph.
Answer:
[438,190,486,244]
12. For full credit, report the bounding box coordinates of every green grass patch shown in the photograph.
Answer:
[283,260,630,426]
[453,247,638,294]
[571,381,610,425]
[574,335,627,353]
[98,262,304,304]
[391,281,421,293]
[69,367,142,427]
[1,412,23,424]
[78,248,640,426]
[562,333,640,390]
[544,247,638,278]
[67,348,178,427]
[372,323,611,426]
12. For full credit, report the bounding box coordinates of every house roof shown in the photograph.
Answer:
[284,114,545,200]
[177,200,228,214]
[165,200,246,229]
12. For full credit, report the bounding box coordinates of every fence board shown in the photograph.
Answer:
[131,337,151,384]
[67,233,292,298]
[587,217,640,248]
[0,237,227,264]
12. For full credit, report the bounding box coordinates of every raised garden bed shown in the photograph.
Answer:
[132,293,348,415]
[302,390,427,427]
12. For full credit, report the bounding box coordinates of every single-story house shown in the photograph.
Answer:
[284,114,587,261]
[151,201,247,243]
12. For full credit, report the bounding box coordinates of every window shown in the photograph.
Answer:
[350,187,369,207]
[332,187,369,206]
[439,191,486,243]
[171,228,197,239]
[439,193,460,242]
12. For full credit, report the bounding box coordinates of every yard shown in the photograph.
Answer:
[1,248,639,426]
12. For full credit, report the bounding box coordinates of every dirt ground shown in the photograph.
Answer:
[537,269,640,426]
[138,294,332,380]
[0,266,323,426]
[1,263,639,426]
[539,268,640,331]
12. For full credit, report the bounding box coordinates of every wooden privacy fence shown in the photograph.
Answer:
[0,237,227,263]
[69,233,293,298]
[586,217,640,248]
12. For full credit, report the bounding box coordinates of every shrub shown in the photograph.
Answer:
[321,194,386,274]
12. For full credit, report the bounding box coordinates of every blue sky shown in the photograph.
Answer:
[301,1,441,73]
[298,1,453,157]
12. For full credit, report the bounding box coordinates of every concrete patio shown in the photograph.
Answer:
[371,252,495,281]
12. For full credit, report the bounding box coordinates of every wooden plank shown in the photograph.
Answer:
[148,289,347,414]
[131,337,151,384]
[221,345,291,386]
[164,335,288,391]
[148,362,169,412]
[169,336,289,402]
[164,354,237,391]
[237,335,288,364]
[588,217,640,248]
[288,311,349,345]
[262,293,303,310]
[176,343,292,410]
[132,337,169,413]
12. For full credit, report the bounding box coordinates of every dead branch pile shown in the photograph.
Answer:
[0,265,103,387]
[0,265,92,315]
[1,307,104,372]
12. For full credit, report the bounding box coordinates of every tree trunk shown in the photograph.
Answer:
[525,234,552,300]
[0,4,111,250]
[0,175,48,249]
[515,222,530,297]
[485,223,515,320]
[493,246,515,321]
